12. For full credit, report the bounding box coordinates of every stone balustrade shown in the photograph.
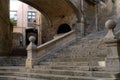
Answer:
[104,19,120,73]
[26,36,37,69]
[26,30,76,69]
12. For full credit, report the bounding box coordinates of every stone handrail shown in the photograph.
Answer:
[26,30,76,68]
[37,30,76,60]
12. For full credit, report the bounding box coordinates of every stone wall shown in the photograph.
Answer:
[41,15,54,43]
[116,0,120,18]
[83,1,96,34]
[98,0,116,30]
[70,0,80,9]
[82,0,116,35]
[0,0,12,55]
[115,0,120,31]
[41,14,77,43]
[41,0,117,42]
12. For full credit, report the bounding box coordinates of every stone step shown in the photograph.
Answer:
[0,75,46,80]
[51,54,106,58]
[0,66,104,72]
[26,69,118,78]
[39,62,89,66]
[0,57,26,66]
[29,69,119,78]
[34,65,105,71]
[35,66,90,71]
[0,69,117,78]
[0,71,117,80]
[0,67,118,78]
[28,69,92,77]
[0,65,105,72]
[39,60,106,68]
[0,66,26,72]
[48,57,105,62]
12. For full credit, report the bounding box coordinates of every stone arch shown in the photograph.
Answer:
[19,0,81,25]
[19,0,52,26]
[18,0,81,42]
[65,0,81,22]
[57,24,71,34]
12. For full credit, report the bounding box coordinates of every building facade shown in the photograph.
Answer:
[10,0,42,47]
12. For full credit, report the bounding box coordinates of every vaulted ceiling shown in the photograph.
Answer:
[19,0,80,25]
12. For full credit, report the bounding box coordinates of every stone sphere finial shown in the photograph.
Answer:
[29,36,36,43]
[105,20,116,30]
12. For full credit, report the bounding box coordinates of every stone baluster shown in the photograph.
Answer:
[104,19,120,72]
[26,36,37,69]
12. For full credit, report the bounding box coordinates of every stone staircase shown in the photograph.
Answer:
[0,30,117,80]
[0,66,118,80]
[0,57,26,66]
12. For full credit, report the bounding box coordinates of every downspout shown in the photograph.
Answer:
[95,2,99,31]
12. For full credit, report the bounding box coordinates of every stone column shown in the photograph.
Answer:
[95,3,99,31]
[75,16,85,40]
[26,36,37,69]
[80,17,85,37]
[75,22,81,40]
[104,20,120,72]
[80,0,85,37]
[0,0,12,55]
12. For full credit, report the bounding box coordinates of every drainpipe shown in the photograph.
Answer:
[95,0,99,31]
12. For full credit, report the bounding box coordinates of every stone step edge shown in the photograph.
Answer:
[0,75,43,80]
[40,62,89,64]
[0,66,105,72]
[0,69,119,76]
[34,65,104,68]
[0,71,118,80]
[0,66,25,69]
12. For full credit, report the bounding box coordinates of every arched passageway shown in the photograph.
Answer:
[57,24,71,34]
[19,0,81,43]
[0,0,81,55]
[19,0,81,25]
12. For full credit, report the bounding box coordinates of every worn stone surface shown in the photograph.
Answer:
[103,19,120,72]
[0,0,120,79]
[0,30,118,80]
[0,57,26,66]
[38,30,109,66]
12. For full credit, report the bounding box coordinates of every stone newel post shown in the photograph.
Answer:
[26,36,37,69]
[104,20,120,72]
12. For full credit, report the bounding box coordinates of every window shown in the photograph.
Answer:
[27,11,37,27]
[10,11,17,26]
